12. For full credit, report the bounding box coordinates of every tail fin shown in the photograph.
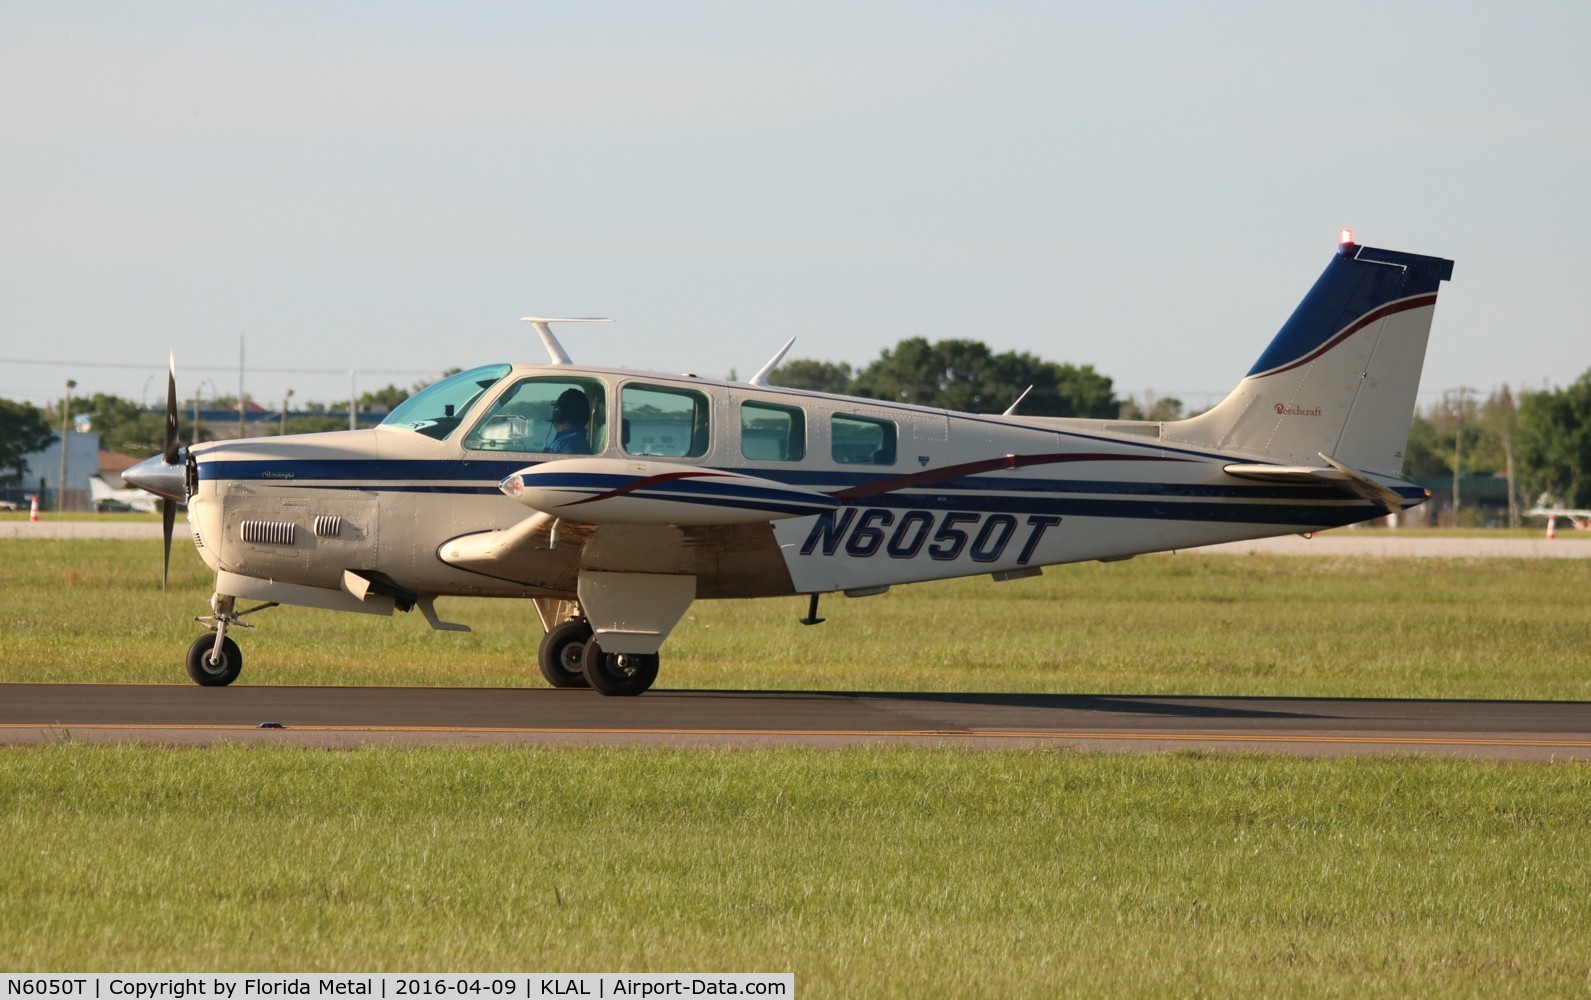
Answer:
[1164,235,1454,477]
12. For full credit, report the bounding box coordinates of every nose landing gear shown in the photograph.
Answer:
[185,594,278,687]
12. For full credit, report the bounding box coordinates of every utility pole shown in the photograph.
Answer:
[57,379,76,511]
[1447,386,1476,526]
[281,388,293,435]
[238,338,246,438]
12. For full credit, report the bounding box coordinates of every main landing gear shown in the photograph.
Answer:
[533,599,662,697]
[535,617,660,696]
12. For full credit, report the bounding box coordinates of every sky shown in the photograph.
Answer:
[3,1,1588,415]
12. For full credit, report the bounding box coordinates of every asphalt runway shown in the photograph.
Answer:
[2,684,1587,760]
[5,525,1586,759]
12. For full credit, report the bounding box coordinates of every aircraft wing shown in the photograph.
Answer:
[1526,507,1591,518]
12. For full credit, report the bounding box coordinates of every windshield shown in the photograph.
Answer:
[381,364,512,440]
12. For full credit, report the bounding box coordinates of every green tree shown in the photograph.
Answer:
[1401,413,1450,478]
[1516,372,1591,507]
[45,392,171,457]
[770,359,854,394]
[271,416,357,436]
[849,337,1118,418]
[359,384,411,411]
[1118,391,1184,422]
[0,398,54,479]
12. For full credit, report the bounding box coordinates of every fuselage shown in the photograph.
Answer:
[182,362,1424,605]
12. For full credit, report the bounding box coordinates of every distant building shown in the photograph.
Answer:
[1405,472,1520,527]
[1,430,101,511]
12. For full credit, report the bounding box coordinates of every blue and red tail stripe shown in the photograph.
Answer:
[1245,241,1455,379]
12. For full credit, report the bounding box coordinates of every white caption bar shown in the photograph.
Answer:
[0,976,793,1000]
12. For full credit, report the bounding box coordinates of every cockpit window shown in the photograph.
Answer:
[464,376,607,455]
[380,364,512,440]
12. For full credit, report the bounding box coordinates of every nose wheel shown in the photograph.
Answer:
[185,633,242,686]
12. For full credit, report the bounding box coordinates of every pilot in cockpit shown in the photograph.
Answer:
[545,389,593,454]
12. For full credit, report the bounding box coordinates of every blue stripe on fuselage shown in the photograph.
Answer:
[198,457,1420,526]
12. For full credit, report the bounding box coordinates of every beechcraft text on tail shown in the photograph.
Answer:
[123,232,1454,695]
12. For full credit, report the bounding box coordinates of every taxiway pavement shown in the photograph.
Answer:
[2,684,1586,760]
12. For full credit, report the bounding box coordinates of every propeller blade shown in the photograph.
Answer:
[161,497,176,589]
[163,354,180,465]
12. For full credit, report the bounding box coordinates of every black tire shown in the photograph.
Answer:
[537,619,593,688]
[185,633,242,686]
[580,639,659,697]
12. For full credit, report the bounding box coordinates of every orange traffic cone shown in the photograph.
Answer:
[28,495,39,522]
[1546,514,1556,540]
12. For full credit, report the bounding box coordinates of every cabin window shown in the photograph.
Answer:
[622,384,711,459]
[832,413,897,465]
[740,400,806,462]
[381,363,512,441]
[463,376,607,455]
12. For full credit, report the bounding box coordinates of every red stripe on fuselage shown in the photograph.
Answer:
[830,453,1194,502]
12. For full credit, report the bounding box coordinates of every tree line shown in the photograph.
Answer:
[4,340,1590,512]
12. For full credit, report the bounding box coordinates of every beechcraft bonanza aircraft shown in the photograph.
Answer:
[125,232,1453,695]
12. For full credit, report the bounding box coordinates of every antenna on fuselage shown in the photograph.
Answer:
[521,317,611,366]
[748,336,797,386]
[1002,385,1034,416]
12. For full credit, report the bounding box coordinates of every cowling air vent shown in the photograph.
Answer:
[192,529,204,550]
[241,519,296,546]
[314,514,343,538]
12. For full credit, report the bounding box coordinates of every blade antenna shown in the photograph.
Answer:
[520,317,611,366]
[1002,385,1033,416]
[749,336,796,387]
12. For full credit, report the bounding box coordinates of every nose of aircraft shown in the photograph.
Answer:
[123,451,187,501]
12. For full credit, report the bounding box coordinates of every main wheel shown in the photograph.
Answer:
[537,619,593,688]
[580,639,659,697]
[185,633,242,686]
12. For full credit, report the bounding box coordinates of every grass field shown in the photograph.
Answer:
[3,539,1588,993]
[2,745,1588,996]
[0,538,1587,698]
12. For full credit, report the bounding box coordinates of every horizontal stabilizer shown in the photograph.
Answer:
[1224,453,1412,512]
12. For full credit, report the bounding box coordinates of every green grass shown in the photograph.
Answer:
[3,541,1588,992]
[1,745,1586,995]
[0,539,1587,698]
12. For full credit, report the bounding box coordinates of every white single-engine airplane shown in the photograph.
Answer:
[125,232,1453,695]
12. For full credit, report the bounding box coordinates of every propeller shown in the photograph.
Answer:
[161,354,179,589]
[124,356,188,588]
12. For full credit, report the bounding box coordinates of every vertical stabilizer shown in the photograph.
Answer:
[1164,236,1454,477]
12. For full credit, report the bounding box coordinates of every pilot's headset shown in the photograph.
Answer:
[550,388,590,428]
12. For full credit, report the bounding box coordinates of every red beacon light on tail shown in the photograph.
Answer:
[1340,228,1355,245]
